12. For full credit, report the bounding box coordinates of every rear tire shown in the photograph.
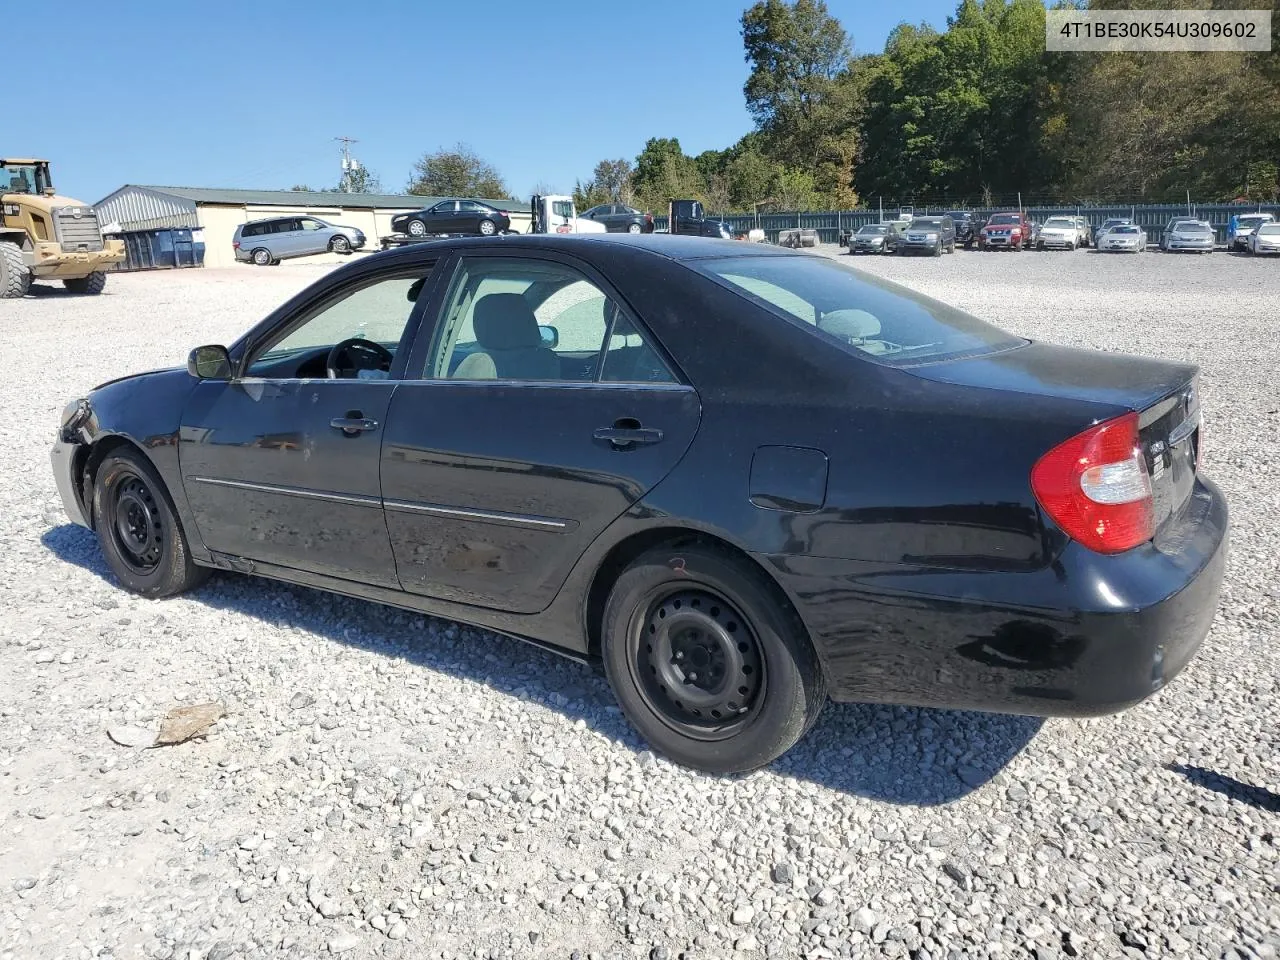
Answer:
[63,271,107,295]
[601,544,826,774]
[92,448,210,599]
[0,241,31,298]
[478,219,497,237]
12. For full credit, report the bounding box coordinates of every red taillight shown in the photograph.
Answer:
[1030,412,1154,554]
[232,241,240,249]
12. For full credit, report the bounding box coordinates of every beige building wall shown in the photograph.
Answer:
[195,202,534,269]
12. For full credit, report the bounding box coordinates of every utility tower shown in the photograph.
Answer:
[335,136,360,192]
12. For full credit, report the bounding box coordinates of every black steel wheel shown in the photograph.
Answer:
[93,448,210,598]
[602,544,826,773]
[632,588,765,740]
[110,474,164,574]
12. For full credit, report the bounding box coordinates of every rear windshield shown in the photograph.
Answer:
[694,255,1024,367]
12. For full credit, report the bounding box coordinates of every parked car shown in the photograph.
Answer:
[944,211,980,248]
[392,200,512,238]
[1161,220,1215,254]
[978,212,1033,250]
[1228,213,1275,251]
[50,235,1226,774]
[581,203,655,234]
[897,216,956,256]
[1037,216,1084,251]
[233,216,365,266]
[1247,221,1280,255]
[1093,218,1135,246]
[1099,224,1147,252]
[849,222,902,254]
[667,199,733,238]
[1074,216,1093,246]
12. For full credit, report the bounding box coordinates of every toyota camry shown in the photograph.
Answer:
[50,235,1228,773]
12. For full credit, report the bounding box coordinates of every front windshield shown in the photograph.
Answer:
[1,162,50,195]
[694,255,1024,367]
[909,219,942,229]
[1113,226,1139,234]
[1240,216,1272,229]
[988,214,1020,225]
[858,225,887,235]
[1257,224,1280,235]
[1044,218,1074,228]
[1179,223,1212,234]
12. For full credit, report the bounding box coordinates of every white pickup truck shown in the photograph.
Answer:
[528,195,606,235]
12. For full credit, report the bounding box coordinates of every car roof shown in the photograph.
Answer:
[371,233,805,264]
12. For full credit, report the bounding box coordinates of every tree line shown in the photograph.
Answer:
[298,0,1278,213]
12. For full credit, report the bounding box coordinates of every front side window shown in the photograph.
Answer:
[300,218,325,231]
[695,255,1024,366]
[247,271,431,376]
[431,202,456,214]
[424,256,675,384]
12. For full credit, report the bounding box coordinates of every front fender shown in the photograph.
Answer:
[64,367,210,561]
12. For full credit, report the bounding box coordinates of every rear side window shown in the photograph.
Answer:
[694,255,1024,366]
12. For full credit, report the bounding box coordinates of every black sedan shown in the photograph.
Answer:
[50,236,1227,774]
[581,203,655,234]
[391,200,512,238]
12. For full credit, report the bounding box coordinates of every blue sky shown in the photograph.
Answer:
[15,0,956,204]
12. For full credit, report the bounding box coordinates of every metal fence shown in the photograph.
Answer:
[653,202,1280,245]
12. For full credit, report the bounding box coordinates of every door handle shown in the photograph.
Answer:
[594,419,663,449]
[330,415,379,435]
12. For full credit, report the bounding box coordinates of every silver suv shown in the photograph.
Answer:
[233,216,366,266]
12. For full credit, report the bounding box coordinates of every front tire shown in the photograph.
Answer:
[252,248,272,266]
[63,271,107,295]
[329,235,351,254]
[0,240,32,298]
[92,448,210,598]
[627,222,642,234]
[601,544,826,774]
[406,219,427,238]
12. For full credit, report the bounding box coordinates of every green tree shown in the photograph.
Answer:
[341,165,383,194]
[407,143,509,198]
[632,138,705,210]
[740,0,861,206]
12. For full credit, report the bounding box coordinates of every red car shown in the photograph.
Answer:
[979,212,1034,250]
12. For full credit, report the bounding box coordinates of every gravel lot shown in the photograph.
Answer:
[1,249,1277,960]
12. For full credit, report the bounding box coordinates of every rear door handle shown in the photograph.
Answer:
[594,423,663,449]
[330,416,379,435]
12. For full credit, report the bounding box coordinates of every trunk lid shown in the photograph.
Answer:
[909,342,1201,529]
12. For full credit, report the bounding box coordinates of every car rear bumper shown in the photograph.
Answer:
[761,476,1228,717]
[51,438,90,529]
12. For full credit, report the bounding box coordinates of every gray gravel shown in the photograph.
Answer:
[2,252,1278,960]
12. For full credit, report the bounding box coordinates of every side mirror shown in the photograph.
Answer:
[188,344,232,380]
[538,325,559,349]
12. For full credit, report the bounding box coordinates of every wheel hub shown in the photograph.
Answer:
[113,477,163,571]
[640,590,762,728]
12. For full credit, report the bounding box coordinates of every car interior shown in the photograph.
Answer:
[241,264,675,385]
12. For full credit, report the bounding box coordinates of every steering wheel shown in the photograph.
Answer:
[326,338,394,379]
